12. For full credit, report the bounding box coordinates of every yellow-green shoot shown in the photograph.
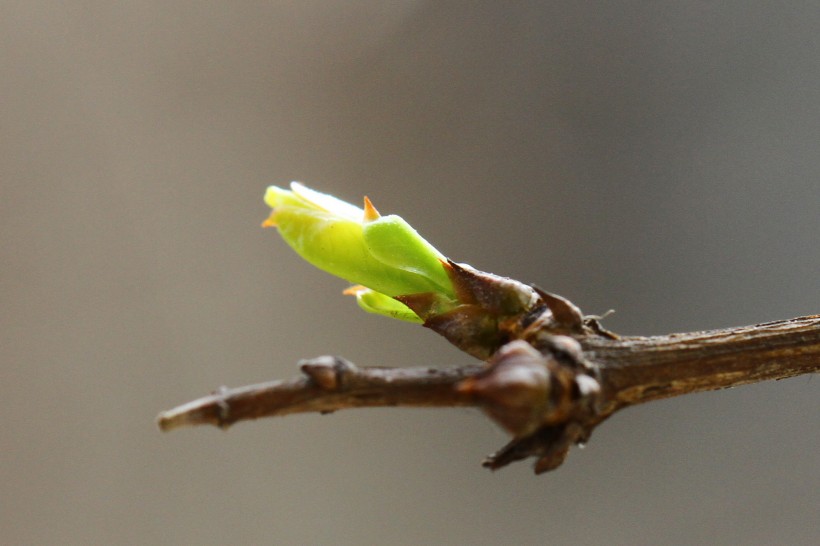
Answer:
[263,182,455,322]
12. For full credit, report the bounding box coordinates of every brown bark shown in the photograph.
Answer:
[157,357,482,431]
[585,314,820,416]
[157,314,819,473]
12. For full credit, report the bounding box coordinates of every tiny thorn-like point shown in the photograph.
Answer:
[342,284,367,296]
[261,213,277,228]
[363,196,381,221]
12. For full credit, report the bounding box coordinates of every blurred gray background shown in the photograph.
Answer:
[2,2,818,544]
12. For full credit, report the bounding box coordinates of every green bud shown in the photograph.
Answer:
[362,214,453,296]
[263,182,455,321]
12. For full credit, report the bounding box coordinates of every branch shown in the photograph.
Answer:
[157,357,482,431]
[585,314,820,415]
[205,184,818,473]
[157,314,819,473]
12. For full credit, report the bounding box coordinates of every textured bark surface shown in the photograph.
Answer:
[158,314,820,473]
[158,357,482,430]
[586,315,820,416]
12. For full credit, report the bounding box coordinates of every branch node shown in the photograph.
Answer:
[213,386,231,429]
[457,340,552,437]
[299,355,357,390]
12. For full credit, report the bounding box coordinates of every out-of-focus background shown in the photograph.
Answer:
[2,2,818,544]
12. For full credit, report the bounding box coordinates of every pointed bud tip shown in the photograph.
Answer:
[342,285,367,296]
[362,196,381,222]
[261,212,278,228]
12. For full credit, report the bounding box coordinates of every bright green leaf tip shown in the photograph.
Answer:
[263,182,455,322]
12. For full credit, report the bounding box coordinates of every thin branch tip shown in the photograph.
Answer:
[156,397,217,432]
[156,411,182,432]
